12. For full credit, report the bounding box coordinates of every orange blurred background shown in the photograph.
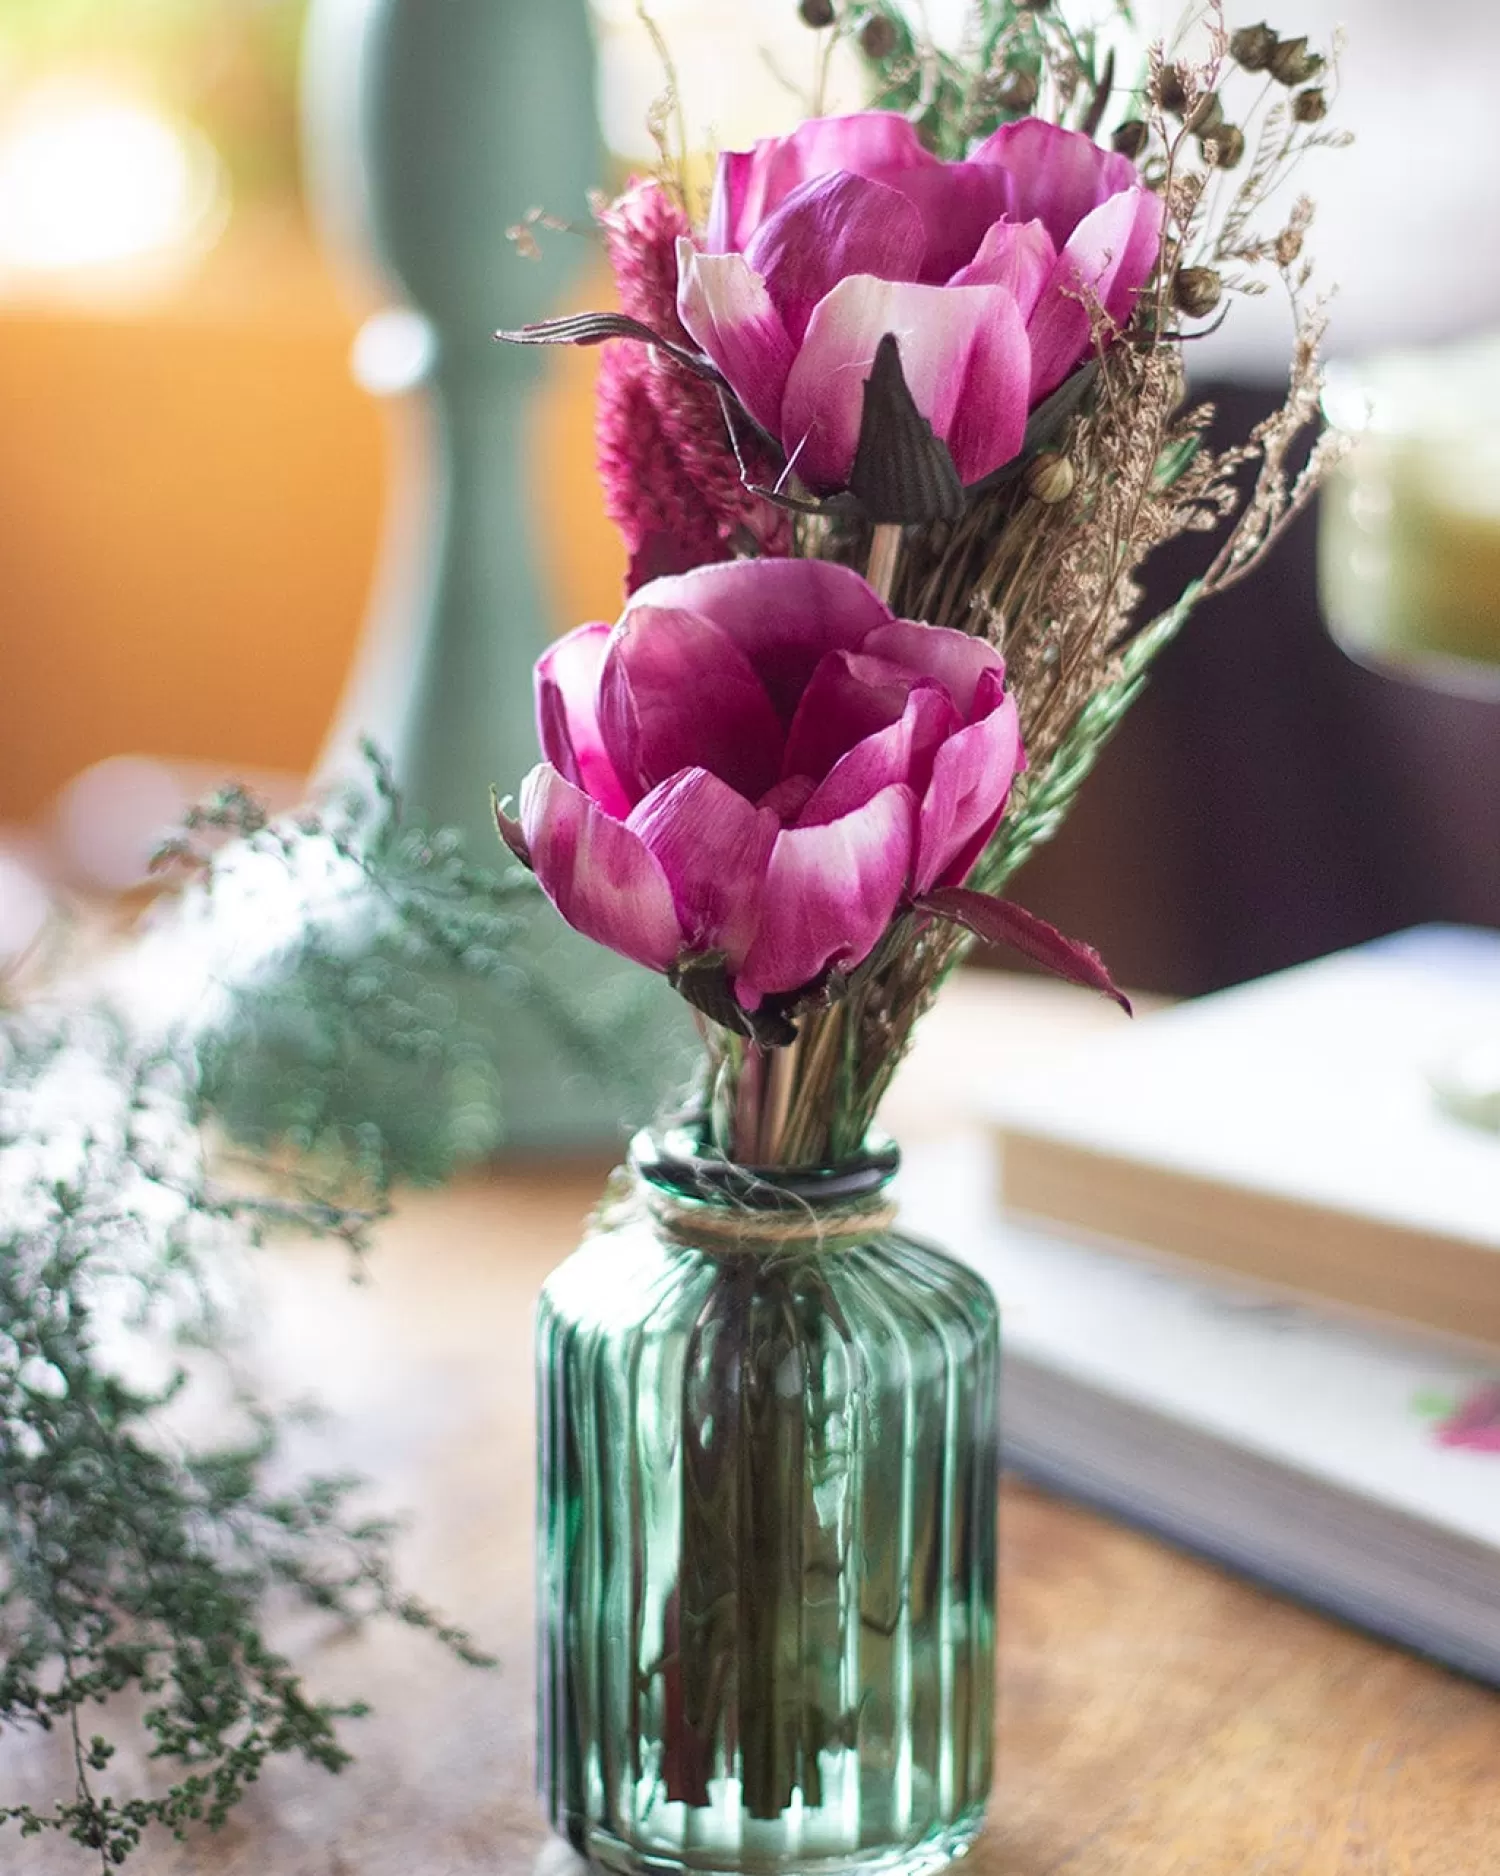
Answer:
[0,216,624,827]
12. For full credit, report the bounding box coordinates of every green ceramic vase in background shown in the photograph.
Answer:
[293,0,688,1156]
[537,1132,1000,1876]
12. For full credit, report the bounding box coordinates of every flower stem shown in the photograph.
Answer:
[865,524,903,605]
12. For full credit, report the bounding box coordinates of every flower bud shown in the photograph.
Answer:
[1025,452,1075,505]
[1293,86,1328,123]
[996,68,1038,113]
[1268,36,1323,86]
[1112,119,1150,160]
[1199,123,1246,169]
[1229,23,1278,72]
[1275,227,1304,268]
[1173,266,1222,319]
[799,0,836,25]
[858,12,899,58]
[1156,63,1189,115]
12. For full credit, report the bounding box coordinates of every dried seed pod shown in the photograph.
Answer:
[1229,23,1278,71]
[996,68,1039,113]
[1156,63,1189,115]
[1185,90,1225,134]
[1293,86,1328,123]
[798,0,836,25]
[1268,36,1323,86]
[1025,452,1075,505]
[1173,266,1223,319]
[858,12,899,58]
[1112,119,1150,160]
[1199,123,1246,169]
[1275,226,1304,267]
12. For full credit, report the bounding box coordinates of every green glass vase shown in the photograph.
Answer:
[536,1129,999,1876]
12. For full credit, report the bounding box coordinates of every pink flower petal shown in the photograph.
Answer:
[736,782,916,1007]
[972,118,1140,249]
[627,767,779,971]
[780,649,918,783]
[913,690,1023,893]
[675,243,795,439]
[1028,187,1163,400]
[536,621,632,818]
[878,161,1017,283]
[600,602,785,802]
[860,619,1007,717]
[707,111,938,254]
[744,171,926,344]
[798,684,958,827]
[758,773,818,823]
[520,764,683,972]
[946,217,1056,319]
[781,277,1030,491]
[632,559,893,721]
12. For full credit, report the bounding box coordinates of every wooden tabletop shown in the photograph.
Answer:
[7,975,1500,1873]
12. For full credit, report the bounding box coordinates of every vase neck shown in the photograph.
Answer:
[629,1127,899,1255]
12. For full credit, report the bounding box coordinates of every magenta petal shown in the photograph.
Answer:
[913,692,1022,893]
[600,602,784,802]
[744,171,925,345]
[918,885,1131,1011]
[536,621,632,818]
[973,118,1139,248]
[632,559,893,721]
[675,243,795,439]
[878,161,1016,283]
[520,765,683,972]
[1100,186,1165,327]
[735,783,915,1007]
[1028,188,1162,399]
[758,773,818,824]
[947,217,1056,319]
[799,685,958,826]
[781,649,917,783]
[707,112,939,254]
[781,277,1030,492]
[942,291,1031,485]
[860,619,1006,717]
[627,767,778,971]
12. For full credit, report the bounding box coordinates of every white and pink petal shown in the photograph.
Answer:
[536,621,632,818]
[744,171,925,344]
[779,276,1030,493]
[519,765,683,972]
[734,782,916,1008]
[675,243,795,439]
[912,691,1023,894]
[627,767,778,972]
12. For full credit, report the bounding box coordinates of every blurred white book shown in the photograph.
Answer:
[990,928,1500,1347]
[900,1135,1500,1685]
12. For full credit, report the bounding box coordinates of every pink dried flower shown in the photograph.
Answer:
[596,181,788,589]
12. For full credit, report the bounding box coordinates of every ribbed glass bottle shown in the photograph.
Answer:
[536,1129,999,1876]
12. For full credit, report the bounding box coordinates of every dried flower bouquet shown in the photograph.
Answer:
[499,0,1345,1172]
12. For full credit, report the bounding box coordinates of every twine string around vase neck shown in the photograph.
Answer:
[618,1125,901,1256]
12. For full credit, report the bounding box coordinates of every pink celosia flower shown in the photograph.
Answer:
[500,558,1023,1012]
[596,181,788,589]
[677,113,1163,495]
